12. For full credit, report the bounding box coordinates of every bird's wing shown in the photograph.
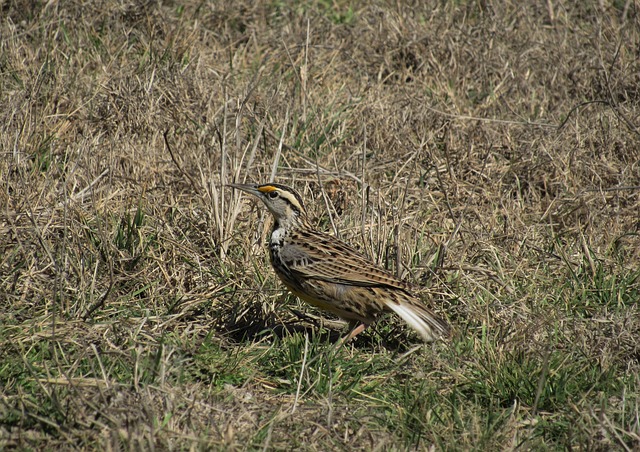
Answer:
[280,229,411,290]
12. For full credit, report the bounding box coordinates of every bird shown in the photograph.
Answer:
[228,182,450,343]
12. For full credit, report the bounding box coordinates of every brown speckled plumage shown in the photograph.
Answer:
[229,183,450,342]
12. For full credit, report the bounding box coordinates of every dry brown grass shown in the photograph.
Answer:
[2,0,640,449]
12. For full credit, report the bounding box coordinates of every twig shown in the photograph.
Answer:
[292,333,309,414]
[164,129,201,195]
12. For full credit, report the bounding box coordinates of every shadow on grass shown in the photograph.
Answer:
[222,313,418,352]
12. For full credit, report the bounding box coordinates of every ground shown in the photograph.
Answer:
[1,0,639,450]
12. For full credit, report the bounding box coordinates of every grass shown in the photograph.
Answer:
[2,0,640,449]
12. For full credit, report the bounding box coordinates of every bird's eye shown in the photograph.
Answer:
[268,191,279,199]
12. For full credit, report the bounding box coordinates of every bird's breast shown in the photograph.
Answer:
[270,226,287,246]
[269,227,288,271]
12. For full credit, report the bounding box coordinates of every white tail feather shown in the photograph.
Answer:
[386,302,447,342]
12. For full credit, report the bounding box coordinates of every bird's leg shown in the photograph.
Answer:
[345,322,367,341]
[332,321,367,351]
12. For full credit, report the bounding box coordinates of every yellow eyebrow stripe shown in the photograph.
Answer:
[258,185,277,193]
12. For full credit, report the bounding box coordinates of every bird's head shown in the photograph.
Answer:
[229,183,310,228]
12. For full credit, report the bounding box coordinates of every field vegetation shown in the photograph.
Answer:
[1,0,639,449]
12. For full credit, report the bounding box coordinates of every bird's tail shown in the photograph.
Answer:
[386,299,450,342]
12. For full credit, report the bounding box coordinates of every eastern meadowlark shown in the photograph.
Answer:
[229,183,450,342]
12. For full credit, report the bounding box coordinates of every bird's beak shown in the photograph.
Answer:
[227,183,261,197]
